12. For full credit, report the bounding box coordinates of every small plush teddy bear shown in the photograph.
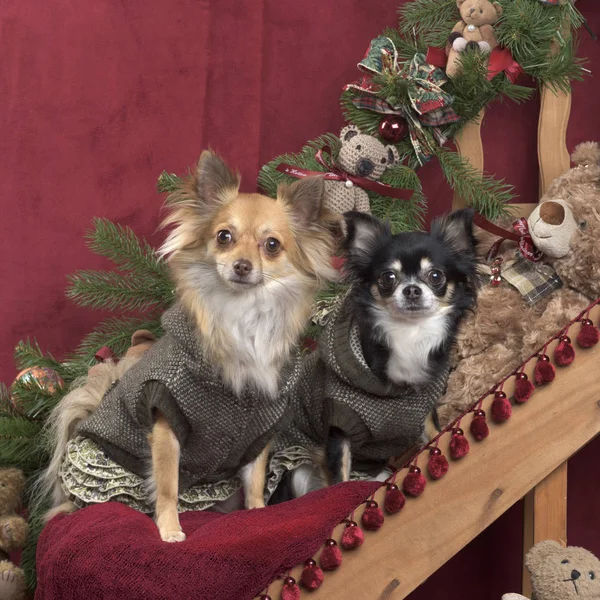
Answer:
[446,0,503,78]
[325,124,399,217]
[0,468,28,600]
[430,141,600,435]
[503,540,600,600]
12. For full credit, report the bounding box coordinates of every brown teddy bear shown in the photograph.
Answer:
[430,142,600,435]
[0,469,28,600]
[41,329,157,519]
[503,540,600,600]
[324,125,400,217]
[446,0,503,78]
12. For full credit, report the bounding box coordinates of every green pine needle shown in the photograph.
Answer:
[157,171,184,193]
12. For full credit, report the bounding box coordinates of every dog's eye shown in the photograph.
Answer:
[590,572,596,580]
[562,559,570,565]
[580,220,587,230]
[216,230,232,245]
[480,9,483,13]
[378,271,396,290]
[428,269,445,286]
[264,237,281,254]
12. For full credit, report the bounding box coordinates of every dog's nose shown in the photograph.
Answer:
[233,259,253,277]
[356,159,375,178]
[572,570,581,580]
[402,285,422,299]
[539,201,565,225]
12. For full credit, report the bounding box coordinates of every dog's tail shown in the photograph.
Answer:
[37,354,140,520]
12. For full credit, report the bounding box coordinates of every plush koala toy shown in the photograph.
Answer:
[0,469,28,600]
[429,141,600,436]
[325,124,399,217]
[503,540,600,600]
[446,0,503,78]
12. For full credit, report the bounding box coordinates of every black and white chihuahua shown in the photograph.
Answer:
[270,208,479,501]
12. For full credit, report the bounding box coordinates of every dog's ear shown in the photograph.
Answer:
[431,207,477,254]
[344,211,391,255]
[278,176,325,226]
[194,150,240,205]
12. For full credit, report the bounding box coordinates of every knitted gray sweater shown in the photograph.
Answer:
[274,297,448,472]
[78,303,300,490]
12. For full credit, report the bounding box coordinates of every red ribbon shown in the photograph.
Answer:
[276,146,414,201]
[425,46,522,83]
[474,212,543,262]
[95,346,118,363]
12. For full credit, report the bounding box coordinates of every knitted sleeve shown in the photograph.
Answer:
[136,380,191,447]
[323,398,372,448]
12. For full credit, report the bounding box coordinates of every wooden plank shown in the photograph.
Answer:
[522,463,568,596]
[452,109,485,211]
[265,305,600,600]
[537,86,572,197]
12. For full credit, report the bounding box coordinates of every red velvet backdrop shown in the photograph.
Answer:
[1,1,599,597]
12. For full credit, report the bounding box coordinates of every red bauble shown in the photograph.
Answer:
[319,539,342,571]
[513,373,535,404]
[341,521,364,549]
[361,500,384,531]
[384,483,407,513]
[534,354,556,385]
[403,466,426,497]
[281,577,300,600]
[427,449,449,480]
[470,410,489,441]
[554,336,575,366]
[577,320,600,348]
[449,428,470,459]
[300,559,324,590]
[491,390,512,423]
[378,115,408,143]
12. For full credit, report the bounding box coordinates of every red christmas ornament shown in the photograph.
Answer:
[513,372,535,404]
[449,428,470,459]
[554,335,575,366]
[577,319,600,348]
[534,354,556,385]
[300,559,324,591]
[384,483,407,513]
[470,409,489,441]
[361,500,384,531]
[427,447,449,480]
[281,577,300,600]
[491,390,512,423]
[319,539,342,571]
[341,521,364,549]
[260,596,272,600]
[378,115,408,143]
[403,466,426,497]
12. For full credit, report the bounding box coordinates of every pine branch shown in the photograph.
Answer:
[157,171,184,193]
[0,416,46,472]
[73,315,163,364]
[435,147,515,221]
[398,0,458,49]
[13,340,63,373]
[67,269,173,313]
[86,218,170,281]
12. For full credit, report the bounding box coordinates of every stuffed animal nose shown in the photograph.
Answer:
[540,201,565,225]
[233,259,253,277]
[469,7,475,13]
[356,159,375,178]
[572,570,581,580]
[403,285,422,299]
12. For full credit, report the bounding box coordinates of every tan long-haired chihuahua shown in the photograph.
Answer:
[40,151,336,542]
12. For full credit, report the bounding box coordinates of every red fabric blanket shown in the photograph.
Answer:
[35,481,380,600]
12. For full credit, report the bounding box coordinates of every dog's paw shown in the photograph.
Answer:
[160,529,187,543]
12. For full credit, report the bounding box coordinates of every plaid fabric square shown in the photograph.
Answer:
[501,256,563,306]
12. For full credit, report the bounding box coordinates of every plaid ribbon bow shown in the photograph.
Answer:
[477,215,544,263]
[346,37,460,165]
